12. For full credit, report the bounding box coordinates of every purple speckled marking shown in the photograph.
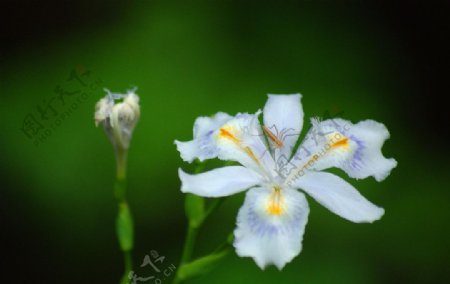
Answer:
[330,122,366,171]
[245,193,305,238]
[348,134,365,170]
[198,130,217,156]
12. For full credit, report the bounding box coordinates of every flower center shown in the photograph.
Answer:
[266,186,285,216]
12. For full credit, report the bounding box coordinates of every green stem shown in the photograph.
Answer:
[116,147,127,190]
[114,147,134,284]
[172,161,227,284]
[212,232,234,254]
[173,217,200,284]
[124,250,132,275]
[173,199,225,284]
[177,160,205,267]
[203,198,224,220]
[180,225,199,265]
[172,273,181,284]
[119,251,133,284]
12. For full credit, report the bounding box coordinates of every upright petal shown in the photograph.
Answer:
[234,187,309,270]
[290,118,397,182]
[291,171,384,223]
[263,94,304,162]
[175,112,232,163]
[215,112,276,177]
[179,166,263,197]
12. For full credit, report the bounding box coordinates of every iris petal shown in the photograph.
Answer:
[234,187,309,270]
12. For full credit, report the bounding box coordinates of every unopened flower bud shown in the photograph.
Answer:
[95,88,140,150]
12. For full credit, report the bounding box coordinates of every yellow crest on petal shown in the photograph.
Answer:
[266,186,286,216]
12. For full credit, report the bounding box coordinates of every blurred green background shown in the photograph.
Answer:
[2,1,449,283]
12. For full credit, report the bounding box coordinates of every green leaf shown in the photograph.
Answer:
[185,193,205,228]
[177,250,229,281]
[116,202,134,251]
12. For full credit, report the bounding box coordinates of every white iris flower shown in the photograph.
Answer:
[175,94,397,270]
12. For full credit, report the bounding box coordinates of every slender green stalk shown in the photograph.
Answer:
[177,161,206,266]
[172,161,230,284]
[114,148,128,200]
[212,232,234,254]
[173,199,225,284]
[203,198,224,220]
[124,250,132,273]
[116,147,127,181]
[114,147,134,284]
[173,209,200,284]
[180,225,199,265]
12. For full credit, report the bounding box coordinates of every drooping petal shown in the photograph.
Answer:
[290,118,397,182]
[178,166,263,197]
[291,171,384,223]
[214,112,276,177]
[263,94,304,162]
[234,187,309,270]
[175,112,232,163]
